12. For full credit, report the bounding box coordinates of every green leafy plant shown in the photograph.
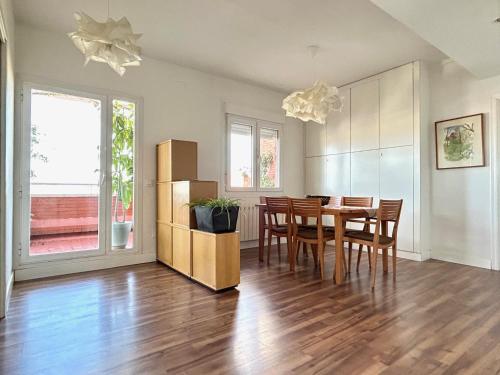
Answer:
[112,100,135,223]
[189,197,240,229]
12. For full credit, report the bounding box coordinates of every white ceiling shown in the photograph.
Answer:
[371,0,500,79]
[14,0,446,92]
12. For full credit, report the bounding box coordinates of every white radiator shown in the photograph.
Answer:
[237,202,260,241]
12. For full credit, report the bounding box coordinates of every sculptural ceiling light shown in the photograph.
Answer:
[68,5,142,76]
[282,46,342,125]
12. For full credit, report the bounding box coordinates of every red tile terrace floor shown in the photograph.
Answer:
[30,231,134,255]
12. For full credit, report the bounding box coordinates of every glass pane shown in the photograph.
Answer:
[111,99,135,249]
[230,123,253,188]
[259,127,279,189]
[29,89,101,255]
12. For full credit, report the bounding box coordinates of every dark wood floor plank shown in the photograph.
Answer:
[2,245,500,374]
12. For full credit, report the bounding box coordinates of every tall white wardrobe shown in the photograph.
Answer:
[304,62,430,260]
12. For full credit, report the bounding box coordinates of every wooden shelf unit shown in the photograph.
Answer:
[156,139,240,291]
[192,230,240,291]
[172,180,218,228]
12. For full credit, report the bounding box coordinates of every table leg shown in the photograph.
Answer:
[334,214,344,284]
[258,206,265,262]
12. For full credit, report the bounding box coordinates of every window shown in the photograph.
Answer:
[227,114,282,191]
[20,82,140,262]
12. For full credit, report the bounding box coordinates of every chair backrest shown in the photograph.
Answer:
[290,197,322,224]
[374,199,403,240]
[379,199,403,222]
[259,196,267,204]
[306,195,330,206]
[343,196,373,208]
[265,197,290,227]
[329,196,343,206]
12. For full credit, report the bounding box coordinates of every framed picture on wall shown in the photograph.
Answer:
[435,113,485,170]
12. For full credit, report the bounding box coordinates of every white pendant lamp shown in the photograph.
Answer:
[68,1,142,76]
[282,46,343,125]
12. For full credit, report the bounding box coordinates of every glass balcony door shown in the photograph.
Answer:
[20,84,107,262]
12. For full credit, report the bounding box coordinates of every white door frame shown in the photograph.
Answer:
[13,76,144,277]
[18,82,108,264]
[490,96,500,271]
[0,6,9,318]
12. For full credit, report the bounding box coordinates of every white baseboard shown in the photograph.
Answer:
[430,252,491,269]
[241,240,424,262]
[15,252,156,281]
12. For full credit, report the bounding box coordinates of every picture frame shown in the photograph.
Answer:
[434,113,485,170]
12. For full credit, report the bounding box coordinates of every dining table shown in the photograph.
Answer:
[256,202,378,284]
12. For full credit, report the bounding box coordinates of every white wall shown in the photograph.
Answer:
[13,23,304,279]
[0,0,15,317]
[429,61,500,269]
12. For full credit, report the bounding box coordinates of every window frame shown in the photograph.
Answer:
[226,114,283,192]
[16,80,143,265]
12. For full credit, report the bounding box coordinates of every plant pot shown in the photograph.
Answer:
[194,206,239,233]
[112,221,132,249]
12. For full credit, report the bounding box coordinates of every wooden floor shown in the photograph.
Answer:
[2,246,500,374]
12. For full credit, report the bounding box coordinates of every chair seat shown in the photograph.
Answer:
[271,225,289,234]
[344,230,393,245]
[296,228,335,241]
[299,224,335,231]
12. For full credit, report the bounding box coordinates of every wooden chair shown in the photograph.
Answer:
[297,195,340,260]
[265,197,292,267]
[290,198,335,279]
[343,196,374,273]
[343,199,403,289]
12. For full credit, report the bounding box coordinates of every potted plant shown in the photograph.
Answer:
[191,197,240,233]
[112,101,134,249]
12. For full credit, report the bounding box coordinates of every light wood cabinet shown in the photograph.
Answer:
[172,181,218,228]
[157,139,198,182]
[326,87,351,155]
[157,182,172,223]
[350,80,379,152]
[172,225,192,277]
[380,64,414,148]
[157,222,172,266]
[156,139,240,289]
[305,122,326,157]
[191,230,240,290]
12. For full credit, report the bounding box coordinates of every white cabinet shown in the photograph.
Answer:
[351,80,379,152]
[350,150,380,204]
[380,146,414,252]
[325,154,350,197]
[304,62,425,258]
[326,87,350,155]
[380,64,413,148]
[305,156,326,195]
[305,122,326,157]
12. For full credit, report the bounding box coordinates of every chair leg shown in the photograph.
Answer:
[371,247,378,290]
[291,239,298,271]
[392,243,397,280]
[303,242,308,258]
[319,242,325,280]
[267,231,272,265]
[277,237,281,262]
[311,245,318,268]
[348,242,352,274]
[341,243,347,276]
[367,246,372,269]
[356,244,362,272]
